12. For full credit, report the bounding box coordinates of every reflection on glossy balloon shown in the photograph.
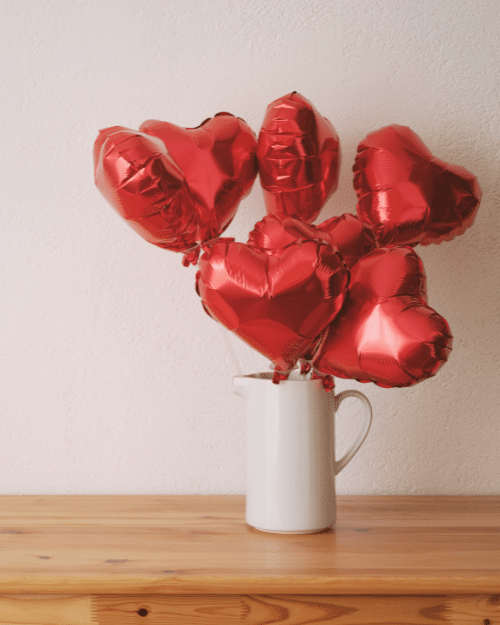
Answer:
[317,213,377,268]
[249,214,376,270]
[94,113,257,254]
[257,92,340,223]
[196,229,349,378]
[354,125,481,246]
[312,246,453,387]
[248,215,329,252]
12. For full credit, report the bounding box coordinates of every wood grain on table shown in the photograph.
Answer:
[0,496,498,624]
[0,495,498,595]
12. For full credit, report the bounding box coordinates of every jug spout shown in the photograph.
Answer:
[233,376,249,400]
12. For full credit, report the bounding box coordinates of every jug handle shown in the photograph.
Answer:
[332,390,372,475]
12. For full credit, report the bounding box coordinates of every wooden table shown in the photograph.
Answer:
[0,496,499,624]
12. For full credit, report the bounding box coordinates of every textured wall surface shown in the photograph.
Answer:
[1,0,499,494]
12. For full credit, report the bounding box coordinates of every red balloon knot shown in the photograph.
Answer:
[272,370,290,385]
[300,361,312,375]
[322,375,335,392]
[311,371,335,392]
[182,247,201,266]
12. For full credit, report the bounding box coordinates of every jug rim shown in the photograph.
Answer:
[233,371,321,382]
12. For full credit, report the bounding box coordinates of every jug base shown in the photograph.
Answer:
[247,523,334,534]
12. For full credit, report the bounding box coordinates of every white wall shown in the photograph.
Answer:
[1,0,499,494]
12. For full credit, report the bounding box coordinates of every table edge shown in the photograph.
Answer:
[0,575,499,595]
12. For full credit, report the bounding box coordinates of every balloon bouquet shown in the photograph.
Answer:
[93,93,481,391]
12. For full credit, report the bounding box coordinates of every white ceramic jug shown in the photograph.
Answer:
[234,372,372,534]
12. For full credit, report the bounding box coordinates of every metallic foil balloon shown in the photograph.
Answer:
[317,213,377,268]
[248,214,377,270]
[196,232,349,377]
[312,246,453,387]
[256,92,340,223]
[353,125,481,247]
[94,113,257,254]
[248,215,329,251]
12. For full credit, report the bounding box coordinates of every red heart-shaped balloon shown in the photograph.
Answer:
[256,92,340,223]
[353,125,481,246]
[317,213,377,269]
[248,213,376,269]
[196,230,349,375]
[94,113,257,253]
[312,246,452,387]
[247,214,328,251]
